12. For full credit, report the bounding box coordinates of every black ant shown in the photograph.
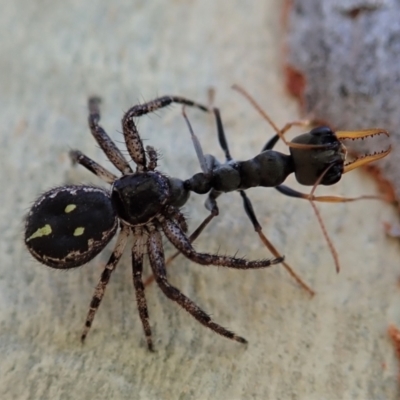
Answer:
[144,85,390,296]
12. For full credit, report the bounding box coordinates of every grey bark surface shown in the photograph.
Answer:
[1,1,399,399]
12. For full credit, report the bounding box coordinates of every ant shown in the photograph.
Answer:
[144,85,390,296]
[24,95,286,350]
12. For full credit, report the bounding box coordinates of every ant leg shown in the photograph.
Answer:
[277,160,384,275]
[276,165,342,272]
[147,229,247,343]
[214,108,233,161]
[69,150,117,184]
[275,185,384,203]
[122,96,209,171]
[182,105,213,174]
[239,190,315,296]
[131,233,153,351]
[161,210,283,269]
[204,189,222,214]
[87,97,133,174]
[81,224,130,342]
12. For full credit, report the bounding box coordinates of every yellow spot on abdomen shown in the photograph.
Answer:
[27,224,52,241]
[73,227,85,236]
[65,204,77,213]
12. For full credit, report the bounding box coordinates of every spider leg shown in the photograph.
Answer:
[143,212,214,287]
[147,228,247,343]
[131,232,154,351]
[122,96,209,171]
[81,224,130,342]
[69,150,117,184]
[88,97,133,174]
[164,211,214,264]
[145,145,158,171]
[161,209,283,269]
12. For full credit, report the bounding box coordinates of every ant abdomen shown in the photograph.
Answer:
[239,151,293,189]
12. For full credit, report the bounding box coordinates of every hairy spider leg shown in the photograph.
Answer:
[148,228,248,343]
[69,150,117,184]
[146,145,158,171]
[81,224,130,342]
[162,208,282,269]
[143,213,214,287]
[121,96,209,171]
[88,97,133,174]
[131,232,154,351]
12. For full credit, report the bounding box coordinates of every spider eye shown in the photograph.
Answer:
[24,185,117,269]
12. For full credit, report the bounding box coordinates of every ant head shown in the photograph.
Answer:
[290,126,345,186]
[289,126,390,186]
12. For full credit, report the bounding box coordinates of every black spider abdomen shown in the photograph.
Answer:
[24,185,118,269]
[111,172,169,225]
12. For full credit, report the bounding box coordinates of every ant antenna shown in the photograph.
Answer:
[232,84,329,150]
[182,106,209,174]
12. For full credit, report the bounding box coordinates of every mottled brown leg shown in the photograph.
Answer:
[121,96,209,170]
[147,229,247,344]
[88,97,133,174]
[143,212,215,287]
[69,150,117,184]
[161,211,283,269]
[131,234,153,351]
[81,224,130,342]
[146,146,158,171]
